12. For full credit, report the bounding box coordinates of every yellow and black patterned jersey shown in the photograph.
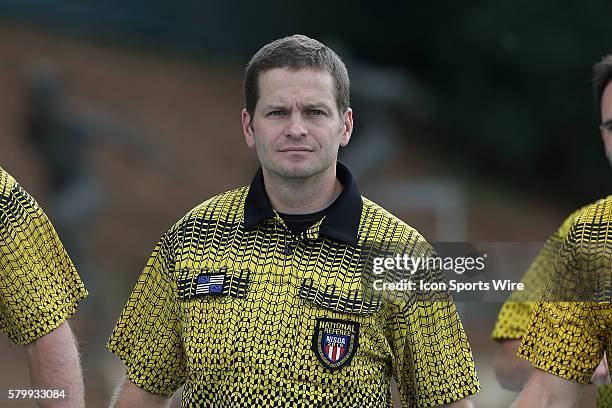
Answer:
[0,167,87,344]
[107,162,480,407]
[492,200,612,401]
[492,205,587,341]
[518,196,612,384]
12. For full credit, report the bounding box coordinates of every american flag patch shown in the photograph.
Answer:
[195,273,226,295]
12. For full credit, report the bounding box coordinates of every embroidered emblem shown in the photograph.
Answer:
[176,268,251,300]
[312,318,360,371]
[195,272,226,296]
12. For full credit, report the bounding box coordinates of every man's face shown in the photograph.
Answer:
[600,81,612,167]
[242,68,352,180]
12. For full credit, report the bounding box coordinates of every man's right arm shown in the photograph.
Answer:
[109,377,171,408]
[494,339,534,391]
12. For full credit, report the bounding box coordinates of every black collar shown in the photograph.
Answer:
[244,161,362,245]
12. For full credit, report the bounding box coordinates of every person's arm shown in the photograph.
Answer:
[592,352,611,385]
[512,369,584,408]
[109,377,171,408]
[441,398,473,407]
[494,339,534,391]
[23,321,84,408]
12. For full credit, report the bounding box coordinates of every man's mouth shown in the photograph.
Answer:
[278,146,312,152]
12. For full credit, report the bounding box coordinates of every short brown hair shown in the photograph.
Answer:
[593,54,612,119]
[244,34,350,122]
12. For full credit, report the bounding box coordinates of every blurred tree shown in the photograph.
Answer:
[2,0,611,203]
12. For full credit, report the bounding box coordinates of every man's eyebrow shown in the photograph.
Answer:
[262,104,288,110]
[302,102,333,111]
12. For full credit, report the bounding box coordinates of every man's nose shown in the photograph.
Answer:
[284,113,308,138]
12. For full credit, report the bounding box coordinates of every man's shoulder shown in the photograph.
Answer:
[0,168,39,215]
[550,199,602,239]
[570,196,612,229]
[562,196,612,251]
[360,196,432,250]
[0,167,16,199]
[169,185,250,231]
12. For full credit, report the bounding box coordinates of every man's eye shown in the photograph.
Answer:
[601,121,612,133]
[311,110,324,116]
[268,111,285,116]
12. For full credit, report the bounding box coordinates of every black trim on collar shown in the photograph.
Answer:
[243,167,274,230]
[243,161,362,245]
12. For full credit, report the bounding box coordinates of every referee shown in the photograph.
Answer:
[513,54,612,407]
[107,34,480,407]
[0,166,88,407]
[492,204,611,402]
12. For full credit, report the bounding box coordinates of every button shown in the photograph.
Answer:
[283,246,293,255]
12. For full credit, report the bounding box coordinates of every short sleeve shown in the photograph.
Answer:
[492,209,580,341]
[518,204,612,384]
[106,231,186,396]
[384,298,480,407]
[518,301,608,383]
[382,239,480,407]
[0,180,88,344]
[491,301,537,341]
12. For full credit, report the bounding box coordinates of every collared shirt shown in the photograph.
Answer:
[107,162,480,407]
[492,205,586,341]
[0,167,87,344]
[519,196,612,384]
[493,200,612,400]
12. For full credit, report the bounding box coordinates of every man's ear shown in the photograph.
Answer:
[340,108,353,148]
[242,109,255,149]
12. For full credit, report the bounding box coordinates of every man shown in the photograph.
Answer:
[107,34,479,407]
[513,54,612,407]
[0,166,88,407]
[492,206,611,403]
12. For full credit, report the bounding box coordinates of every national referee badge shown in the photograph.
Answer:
[312,318,360,371]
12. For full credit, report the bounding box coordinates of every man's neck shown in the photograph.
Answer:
[262,164,343,215]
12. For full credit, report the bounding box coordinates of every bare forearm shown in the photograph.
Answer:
[512,369,583,408]
[24,321,84,408]
[442,399,473,408]
[494,340,534,391]
[110,377,171,408]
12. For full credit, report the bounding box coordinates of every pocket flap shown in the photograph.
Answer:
[298,278,382,314]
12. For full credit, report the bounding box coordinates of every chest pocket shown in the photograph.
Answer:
[295,278,391,380]
[176,268,250,375]
[297,278,383,315]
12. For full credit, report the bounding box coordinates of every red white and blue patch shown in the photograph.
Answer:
[311,318,359,371]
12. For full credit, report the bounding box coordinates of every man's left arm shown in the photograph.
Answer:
[24,321,85,408]
[386,240,480,407]
[440,399,473,407]
[512,368,583,408]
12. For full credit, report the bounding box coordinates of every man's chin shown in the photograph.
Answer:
[277,169,316,179]
[272,164,320,179]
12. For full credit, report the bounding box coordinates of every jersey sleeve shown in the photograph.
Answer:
[491,209,580,341]
[106,231,186,397]
[383,239,480,407]
[0,179,88,344]
[518,301,608,384]
[518,202,612,384]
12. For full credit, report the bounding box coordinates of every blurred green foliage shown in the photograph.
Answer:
[1,0,611,203]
